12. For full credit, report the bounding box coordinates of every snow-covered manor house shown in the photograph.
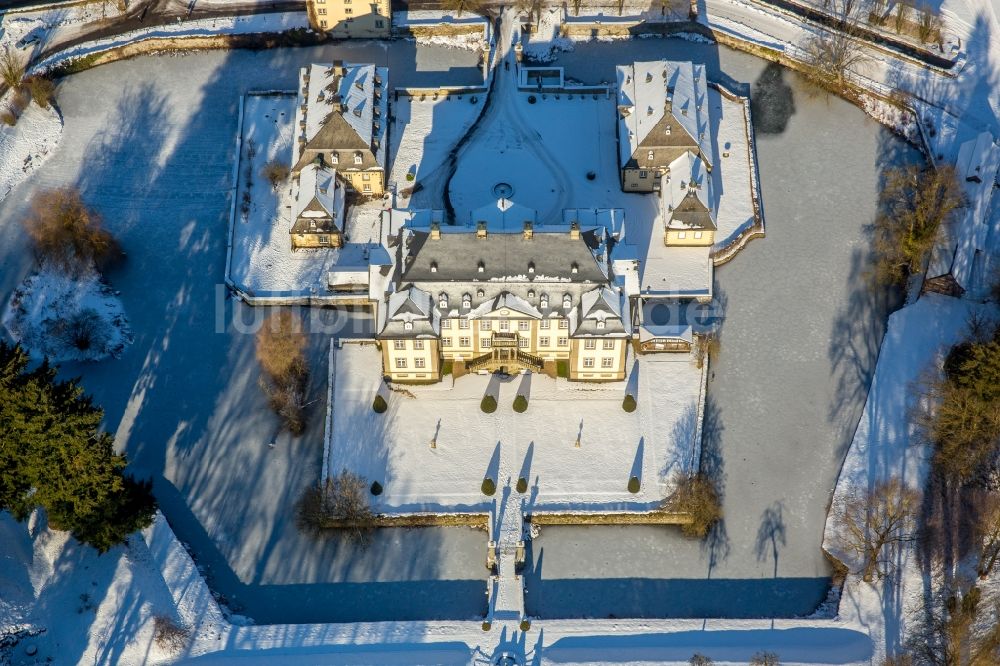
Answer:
[291,61,388,197]
[376,200,635,384]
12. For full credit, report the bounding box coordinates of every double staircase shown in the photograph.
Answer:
[465,333,545,374]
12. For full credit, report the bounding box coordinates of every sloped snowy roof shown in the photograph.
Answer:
[574,286,628,337]
[662,151,717,231]
[640,245,713,299]
[290,164,344,235]
[466,291,543,319]
[616,60,712,168]
[563,208,625,241]
[381,286,439,337]
[292,62,388,169]
[469,197,538,231]
[927,131,1000,295]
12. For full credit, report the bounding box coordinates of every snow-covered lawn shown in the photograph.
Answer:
[387,93,485,207]
[227,94,388,300]
[329,342,704,513]
[709,87,757,249]
[3,266,132,362]
[0,101,61,205]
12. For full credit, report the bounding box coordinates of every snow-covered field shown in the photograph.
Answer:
[0,102,62,205]
[329,343,703,513]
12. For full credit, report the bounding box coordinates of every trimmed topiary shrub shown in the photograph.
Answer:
[516,477,528,494]
[405,172,416,182]
[373,394,387,413]
[513,394,528,413]
[481,477,496,496]
[481,394,497,414]
[370,481,383,496]
[622,394,637,412]
[482,620,491,632]
[628,476,640,494]
[519,619,531,632]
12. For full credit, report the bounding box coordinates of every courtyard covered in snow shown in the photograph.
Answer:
[328,343,704,513]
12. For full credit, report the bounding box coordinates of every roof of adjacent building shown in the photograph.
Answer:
[292,61,388,170]
[662,152,717,231]
[290,164,345,235]
[616,60,712,168]
[572,286,629,337]
[380,286,439,338]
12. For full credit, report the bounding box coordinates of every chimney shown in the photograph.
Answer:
[569,221,580,240]
[430,222,441,240]
[332,60,345,76]
[476,221,488,239]
[665,94,672,112]
[523,221,533,239]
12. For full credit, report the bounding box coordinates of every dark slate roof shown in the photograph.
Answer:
[400,229,608,284]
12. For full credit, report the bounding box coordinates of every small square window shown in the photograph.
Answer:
[320,19,327,26]
[584,339,596,350]
[395,358,407,368]
[678,231,687,239]
[442,319,451,329]
[345,7,352,13]
[499,320,509,331]
[481,338,492,348]
[518,321,530,331]
[459,336,470,347]
[375,19,384,27]
[393,340,405,350]
[639,170,648,179]
[518,338,529,349]
[558,337,568,347]
[362,173,371,181]
[363,184,371,192]
[540,320,550,330]
[481,320,492,331]
[318,7,327,14]
[694,231,703,239]
[318,234,330,244]
[601,357,614,368]
[459,320,470,329]
[558,320,569,329]
[539,337,550,347]
[415,358,426,369]
[603,339,615,350]
[413,340,424,350]
[443,337,452,347]
[583,358,594,368]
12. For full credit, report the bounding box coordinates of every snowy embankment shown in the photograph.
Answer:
[0,101,62,204]
[31,12,310,75]
[394,11,488,50]
[522,6,573,62]
[823,294,987,663]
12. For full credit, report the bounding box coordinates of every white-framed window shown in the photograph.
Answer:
[363,184,371,192]
[558,320,569,329]
[318,7,327,14]
[459,336,470,347]
[481,338,492,348]
[442,319,451,329]
[647,150,654,161]
[415,358,426,369]
[584,339,596,350]
[318,234,330,244]
[459,319,470,329]
[413,340,424,350]
[395,358,407,368]
[540,320,550,330]
[330,152,339,164]
[319,19,327,27]
[539,336,550,347]
[499,320,509,331]
[639,170,648,179]
[694,231,703,239]
[583,358,595,368]
[481,320,492,331]
[678,231,687,239]
[518,321,530,331]
[443,337,452,347]
[601,357,614,368]
[375,19,384,27]
[354,152,362,164]
[603,339,615,350]
[362,173,370,181]
[558,337,568,347]
[518,338,529,349]
[393,340,405,350]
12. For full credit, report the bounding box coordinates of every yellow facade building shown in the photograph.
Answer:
[307,0,390,38]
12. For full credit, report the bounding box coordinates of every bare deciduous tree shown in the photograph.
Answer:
[297,470,375,543]
[153,615,190,653]
[873,165,965,286]
[834,477,919,582]
[22,188,120,274]
[256,310,309,434]
[750,652,780,666]
[262,160,290,190]
[0,49,25,89]
[441,0,482,18]
[663,473,722,539]
[908,585,1000,666]
[799,27,868,94]
[973,490,1000,579]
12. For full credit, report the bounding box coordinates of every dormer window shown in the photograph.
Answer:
[430,261,438,273]
[540,294,549,308]
[477,288,485,298]
[528,262,535,274]
[597,321,606,330]
[354,152,363,165]
[477,261,485,273]
[462,293,471,308]
[403,321,413,331]
[527,289,535,299]
[331,152,339,164]
[439,293,448,308]
[562,294,572,309]
[571,262,578,274]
